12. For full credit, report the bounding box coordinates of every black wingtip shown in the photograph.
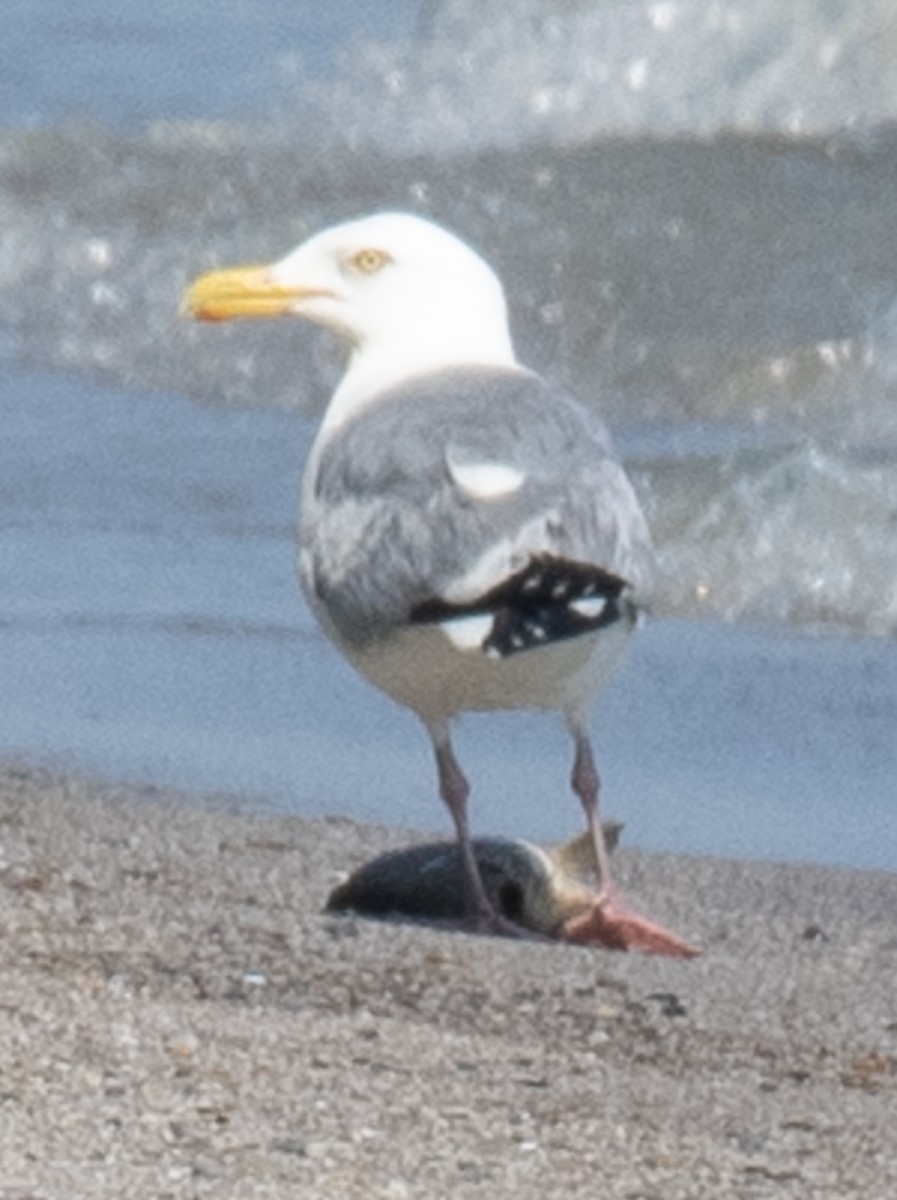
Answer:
[411,555,635,658]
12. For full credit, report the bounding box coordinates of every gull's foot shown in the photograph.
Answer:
[560,894,701,958]
[465,905,552,943]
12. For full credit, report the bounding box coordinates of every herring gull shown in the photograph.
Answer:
[183,211,698,957]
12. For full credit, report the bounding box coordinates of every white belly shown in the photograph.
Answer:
[337,619,633,725]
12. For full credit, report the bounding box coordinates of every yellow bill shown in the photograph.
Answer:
[181,263,302,322]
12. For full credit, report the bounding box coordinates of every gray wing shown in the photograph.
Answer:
[301,366,652,646]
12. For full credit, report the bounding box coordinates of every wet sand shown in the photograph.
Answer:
[1,761,895,1198]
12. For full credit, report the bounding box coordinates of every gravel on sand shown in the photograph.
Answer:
[1,762,895,1198]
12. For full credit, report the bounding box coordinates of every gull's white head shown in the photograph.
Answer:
[184,212,518,416]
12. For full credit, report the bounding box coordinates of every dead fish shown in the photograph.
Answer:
[324,823,662,946]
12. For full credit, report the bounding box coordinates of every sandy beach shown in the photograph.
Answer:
[1,761,895,1198]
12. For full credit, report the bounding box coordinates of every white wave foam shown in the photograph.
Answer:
[288,0,897,155]
[650,443,897,636]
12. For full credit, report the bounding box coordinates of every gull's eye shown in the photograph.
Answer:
[349,247,391,275]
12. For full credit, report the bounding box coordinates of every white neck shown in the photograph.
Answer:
[320,326,518,438]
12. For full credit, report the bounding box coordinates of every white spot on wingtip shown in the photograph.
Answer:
[448,458,525,500]
[438,612,495,652]
[569,596,608,620]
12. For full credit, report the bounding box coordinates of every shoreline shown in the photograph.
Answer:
[4,363,896,876]
[1,760,896,1196]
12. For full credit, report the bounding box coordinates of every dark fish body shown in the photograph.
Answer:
[327,825,622,938]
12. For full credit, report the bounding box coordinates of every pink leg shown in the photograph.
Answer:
[430,724,537,939]
[571,732,615,896]
[566,729,700,958]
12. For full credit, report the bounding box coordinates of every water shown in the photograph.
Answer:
[1,0,896,867]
